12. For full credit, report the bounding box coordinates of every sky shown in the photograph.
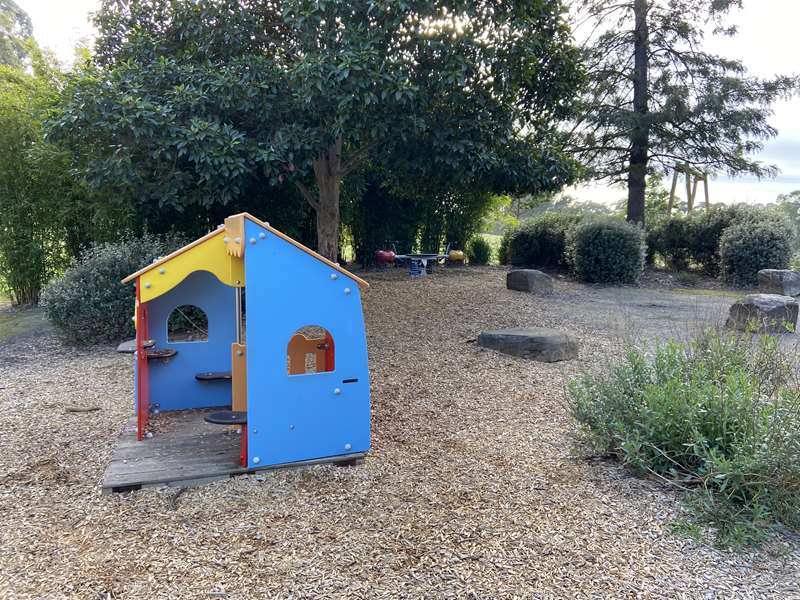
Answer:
[16,0,800,206]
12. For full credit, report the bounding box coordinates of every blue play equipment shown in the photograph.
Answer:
[120,213,371,470]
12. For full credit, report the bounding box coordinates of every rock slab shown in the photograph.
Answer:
[478,327,578,362]
[506,270,554,295]
[757,269,800,296]
[726,293,799,334]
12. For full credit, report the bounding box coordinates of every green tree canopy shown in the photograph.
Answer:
[52,0,583,258]
[0,0,32,67]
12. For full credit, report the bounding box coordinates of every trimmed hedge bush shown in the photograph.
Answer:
[647,217,690,271]
[719,221,793,286]
[647,205,794,277]
[40,233,187,345]
[466,236,491,265]
[507,212,584,269]
[567,218,645,283]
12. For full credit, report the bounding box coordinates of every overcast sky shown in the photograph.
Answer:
[17,0,800,205]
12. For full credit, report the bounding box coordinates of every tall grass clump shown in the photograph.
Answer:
[568,329,800,547]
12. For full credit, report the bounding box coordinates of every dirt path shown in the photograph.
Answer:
[0,267,797,599]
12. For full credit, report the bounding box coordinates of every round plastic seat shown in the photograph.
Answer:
[204,411,247,425]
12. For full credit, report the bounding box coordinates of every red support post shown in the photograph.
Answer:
[135,284,150,441]
[240,426,248,468]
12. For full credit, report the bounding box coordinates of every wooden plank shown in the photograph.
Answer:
[102,410,366,492]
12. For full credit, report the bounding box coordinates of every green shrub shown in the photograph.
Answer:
[647,217,690,271]
[507,212,584,269]
[647,205,792,277]
[567,217,645,283]
[498,228,513,265]
[719,221,793,286]
[40,233,187,345]
[466,236,491,265]
[675,270,701,286]
[684,208,737,276]
[568,330,800,547]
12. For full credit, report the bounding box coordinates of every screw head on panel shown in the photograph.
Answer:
[252,456,260,464]
[223,236,230,243]
[344,443,352,451]
[144,282,151,289]
[289,424,295,430]
[252,429,258,434]
[258,232,266,239]
[330,273,339,280]
[344,287,351,295]
[249,237,256,245]
[159,268,165,274]
[334,388,341,395]
[234,237,241,244]
[236,349,243,356]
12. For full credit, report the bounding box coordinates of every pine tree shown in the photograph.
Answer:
[569,0,798,227]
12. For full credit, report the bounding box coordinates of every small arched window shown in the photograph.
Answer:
[167,305,209,342]
[288,326,334,375]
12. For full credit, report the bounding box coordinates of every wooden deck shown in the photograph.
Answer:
[102,409,365,493]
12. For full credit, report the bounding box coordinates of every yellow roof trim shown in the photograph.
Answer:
[121,214,369,289]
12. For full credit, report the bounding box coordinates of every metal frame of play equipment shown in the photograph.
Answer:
[119,213,371,472]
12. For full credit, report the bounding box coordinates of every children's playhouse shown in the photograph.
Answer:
[102,213,371,492]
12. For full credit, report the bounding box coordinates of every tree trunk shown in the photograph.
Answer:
[626,0,649,228]
[314,173,340,261]
[301,137,343,261]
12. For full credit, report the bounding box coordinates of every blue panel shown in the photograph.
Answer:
[146,270,237,412]
[244,220,371,467]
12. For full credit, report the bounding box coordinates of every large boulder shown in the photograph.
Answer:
[726,294,799,334]
[758,269,800,296]
[478,327,578,362]
[506,269,554,295]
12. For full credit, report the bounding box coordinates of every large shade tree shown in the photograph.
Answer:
[52,0,582,259]
[569,0,797,228]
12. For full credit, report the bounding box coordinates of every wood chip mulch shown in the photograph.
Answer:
[0,266,797,599]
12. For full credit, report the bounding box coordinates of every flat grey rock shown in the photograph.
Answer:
[758,269,800,296]
[478,327,578,362]
[726,293,798,334]
[506,270,553,295]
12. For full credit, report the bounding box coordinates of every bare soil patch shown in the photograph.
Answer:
[0,267,797,598]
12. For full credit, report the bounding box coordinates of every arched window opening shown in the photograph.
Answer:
[288,326,334,375]
[167,305,209,342]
